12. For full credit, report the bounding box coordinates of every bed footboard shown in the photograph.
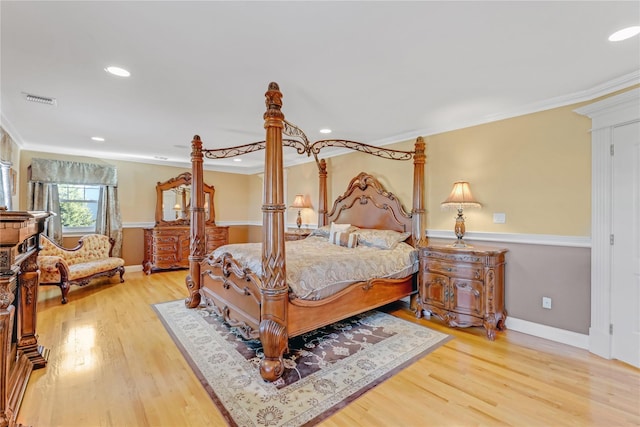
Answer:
[199,253,262,340]
[199,252,290,381]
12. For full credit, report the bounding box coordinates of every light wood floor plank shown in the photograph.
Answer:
[18,271,640,426]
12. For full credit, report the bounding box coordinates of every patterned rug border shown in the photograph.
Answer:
[153,299,452,426]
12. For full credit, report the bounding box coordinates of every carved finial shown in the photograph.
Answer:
[318,158,327,175]
[414,136,426,164]
[264,82,284,123]
[191,135,203,160]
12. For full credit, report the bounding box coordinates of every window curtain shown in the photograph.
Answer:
[0,160,11,210]
[28,158,122,256]
[0,127,14,210]
[27,181,63,242]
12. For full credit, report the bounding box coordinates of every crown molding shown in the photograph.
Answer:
[574,87,640,130]
[0,113,26,149]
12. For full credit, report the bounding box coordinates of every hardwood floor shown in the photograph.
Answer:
[19,271,640,426]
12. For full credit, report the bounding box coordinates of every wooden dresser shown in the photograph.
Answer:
[0,210,50,427]
[143,225,228,274]
[143,172,228,274]
[416,243,507,340]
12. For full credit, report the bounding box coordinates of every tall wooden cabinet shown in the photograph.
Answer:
[142,172,229,274]
[0,210,50,427]
[416,243,507,340]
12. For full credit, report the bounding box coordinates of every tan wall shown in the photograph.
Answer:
[278,104,592,237]
[247,173,263,223]
[427,105,591,236]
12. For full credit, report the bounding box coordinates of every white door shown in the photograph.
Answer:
[611,121,640,368]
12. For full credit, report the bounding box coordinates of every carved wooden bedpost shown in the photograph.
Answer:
[317,159,328,227]
[185,135,205,308]
[412,136,426,246]
[259,82,289,381]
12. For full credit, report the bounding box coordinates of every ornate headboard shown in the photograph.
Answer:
[326,172,412,234]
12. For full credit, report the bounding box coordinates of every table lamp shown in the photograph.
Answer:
[290,194,310,229]
[441,181,481,248]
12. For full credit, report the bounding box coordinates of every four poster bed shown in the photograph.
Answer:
[185,82,426,382]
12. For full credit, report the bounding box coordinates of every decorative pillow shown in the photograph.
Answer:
[357,229,411,250]
[331,231,359,248]
[310,225,331,238]
[329,222,352,243]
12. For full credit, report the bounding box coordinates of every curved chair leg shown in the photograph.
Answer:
[60,281,70,304]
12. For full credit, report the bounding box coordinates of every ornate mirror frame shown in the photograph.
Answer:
[155,172,216,226]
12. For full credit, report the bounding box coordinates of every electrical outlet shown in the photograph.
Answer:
[542,297,552,309]
[493,213,506,224]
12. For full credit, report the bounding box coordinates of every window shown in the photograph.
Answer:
[58,184,101,233]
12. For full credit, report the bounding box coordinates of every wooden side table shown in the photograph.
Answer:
[285,228,311,241]
[416,242,507,340]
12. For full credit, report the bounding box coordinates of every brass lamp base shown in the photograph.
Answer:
[451,239,470,248]
[296,210,302,229]
[449,208,473,248]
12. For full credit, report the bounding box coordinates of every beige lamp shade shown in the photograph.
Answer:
[441,181,481,208]
[291,194,310,209]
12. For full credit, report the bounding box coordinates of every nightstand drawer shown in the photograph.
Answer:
[425,259,482,280]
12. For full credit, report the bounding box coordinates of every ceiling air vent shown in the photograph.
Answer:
[23,92,57,106]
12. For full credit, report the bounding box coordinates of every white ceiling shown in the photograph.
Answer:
[2,1,639,174]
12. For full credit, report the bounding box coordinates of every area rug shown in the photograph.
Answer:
[153,299,451,426]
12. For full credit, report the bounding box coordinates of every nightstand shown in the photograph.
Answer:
[285,228,311,241]
[416,243,507,340]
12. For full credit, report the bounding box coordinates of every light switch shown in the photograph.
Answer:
[493,213,506,224]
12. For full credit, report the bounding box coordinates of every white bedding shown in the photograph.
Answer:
[211,235,418,301]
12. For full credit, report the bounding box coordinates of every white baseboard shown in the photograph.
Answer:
[412,307,589,350]
[125,265,143,273]
[506,317,589,349]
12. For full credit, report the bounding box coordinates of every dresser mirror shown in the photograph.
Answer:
[155,172,215,226]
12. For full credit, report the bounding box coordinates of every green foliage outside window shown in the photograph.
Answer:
[59,185,99,228]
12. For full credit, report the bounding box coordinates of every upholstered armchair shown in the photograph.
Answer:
[38,234,125,304]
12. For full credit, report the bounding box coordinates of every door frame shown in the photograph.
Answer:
[575,88,640,359]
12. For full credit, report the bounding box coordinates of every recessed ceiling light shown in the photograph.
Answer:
[608,26,640,42]
[319,128,332,134]
[91,136,105,142]
[233,158,242,162]
[105,66,131,77]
